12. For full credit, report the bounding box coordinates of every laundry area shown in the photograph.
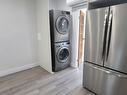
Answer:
[49,0,87,71]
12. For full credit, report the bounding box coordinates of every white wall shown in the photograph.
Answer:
[49,0,71,11]
[55,0,71,11]
[49,0,56,10]
[0,0,38,76]
[67,0,87,6]
[71,11,80,67]
[36,0,52,73]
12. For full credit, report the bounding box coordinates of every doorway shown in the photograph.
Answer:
[71,8,87,68]
[78,10,86,66]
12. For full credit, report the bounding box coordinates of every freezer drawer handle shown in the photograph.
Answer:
[92,66,127,79]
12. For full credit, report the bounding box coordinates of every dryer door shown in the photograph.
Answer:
[56,16,70,34]
[57,47,70,63]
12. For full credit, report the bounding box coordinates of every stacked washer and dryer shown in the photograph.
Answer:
[49,10,72,72]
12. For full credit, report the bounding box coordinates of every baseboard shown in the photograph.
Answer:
[0,63,39,77]
[71,61,78,68]
[39,64,54,74]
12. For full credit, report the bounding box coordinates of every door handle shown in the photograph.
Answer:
[102,8,110,62]
[105,9,113,61]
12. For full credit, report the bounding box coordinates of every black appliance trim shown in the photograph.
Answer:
[88,0,127,10]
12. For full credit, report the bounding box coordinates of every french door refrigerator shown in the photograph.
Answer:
[83,3,127,95]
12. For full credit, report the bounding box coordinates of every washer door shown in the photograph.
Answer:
[57,47,70,63]
[56,15,70,34]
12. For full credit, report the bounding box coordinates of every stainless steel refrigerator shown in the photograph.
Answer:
[83,3,127,95]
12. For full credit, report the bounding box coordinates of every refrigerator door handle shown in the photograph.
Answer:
[102,8,110,61]
[105,9,113,61]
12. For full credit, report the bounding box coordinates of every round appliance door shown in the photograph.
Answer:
[57,47,70,63]
[56,15,70,34]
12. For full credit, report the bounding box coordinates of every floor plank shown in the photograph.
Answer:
[0,66,95,95]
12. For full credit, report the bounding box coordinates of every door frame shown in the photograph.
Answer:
[78,10,86,67]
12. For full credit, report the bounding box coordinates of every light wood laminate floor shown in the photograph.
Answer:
[0,66,95,95]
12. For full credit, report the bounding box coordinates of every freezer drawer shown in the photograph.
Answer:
[83,63,127,95]
[85,7,109,66]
